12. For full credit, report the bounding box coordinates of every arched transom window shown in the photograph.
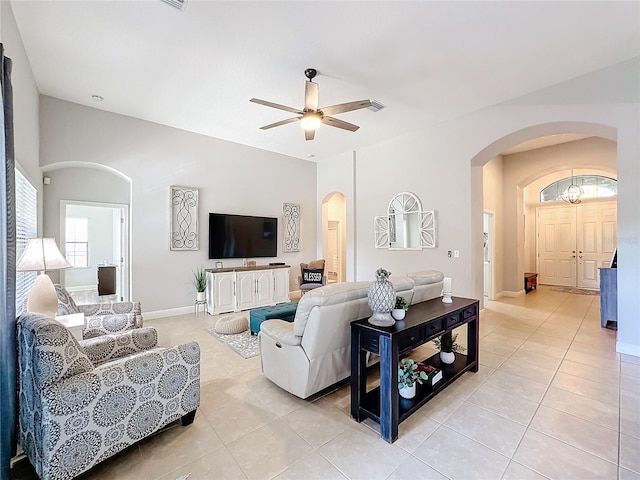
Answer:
[540,175,617,203]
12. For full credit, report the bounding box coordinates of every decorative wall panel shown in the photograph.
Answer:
[283,203,300,252]
[170,186,198,251]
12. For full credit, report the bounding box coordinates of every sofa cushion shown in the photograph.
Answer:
[408,270,445,285]
[260,320,302,346]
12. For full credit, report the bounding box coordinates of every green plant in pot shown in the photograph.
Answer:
[193,267,207,301]
[398,358,428,399]
[392,295,409,320]
[433,332,465,365]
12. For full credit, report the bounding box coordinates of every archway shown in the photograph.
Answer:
[321,192,347,283]
[469,122,617,303]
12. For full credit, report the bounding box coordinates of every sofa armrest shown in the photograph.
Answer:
[259,320,302,346]
[80,327,158,365]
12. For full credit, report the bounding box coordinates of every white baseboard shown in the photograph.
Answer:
[501,290,524,298]
[617,341,640,358]
[144,306,196,320]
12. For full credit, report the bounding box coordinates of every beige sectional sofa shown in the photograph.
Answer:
[258,270,444,398]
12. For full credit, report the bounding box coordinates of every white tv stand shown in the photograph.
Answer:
[205,265,290,315]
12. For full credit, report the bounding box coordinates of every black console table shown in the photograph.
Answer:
[350,296,479,443]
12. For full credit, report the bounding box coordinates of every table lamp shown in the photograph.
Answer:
[16,237,71,318]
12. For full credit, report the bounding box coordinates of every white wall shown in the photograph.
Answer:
[318,60,639,356]
[1,1,40,228]
[39,97,317,312]
[482,156,504,296]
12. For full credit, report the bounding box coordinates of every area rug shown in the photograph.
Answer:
[207,328,259,359]
[549,287,600,295]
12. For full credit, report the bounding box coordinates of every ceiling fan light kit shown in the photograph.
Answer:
[250,68,372,141]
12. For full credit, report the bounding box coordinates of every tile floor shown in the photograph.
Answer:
[11,286,640,480]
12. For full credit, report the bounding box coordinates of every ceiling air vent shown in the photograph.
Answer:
[368,100,385,112]
[161,0,187,12]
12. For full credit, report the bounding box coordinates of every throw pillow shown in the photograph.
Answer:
[302,268,324,284]
[307,259,325,270]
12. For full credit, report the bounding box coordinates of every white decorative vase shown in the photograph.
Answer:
[392,309,406,320]
[367,268,396,327]
[440,351,455,364]
[196,291,206,302]
[399,383,416,399]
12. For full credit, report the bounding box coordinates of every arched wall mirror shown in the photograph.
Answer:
[374,192,437,250]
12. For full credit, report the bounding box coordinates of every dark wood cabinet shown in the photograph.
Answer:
[350,296,479,443]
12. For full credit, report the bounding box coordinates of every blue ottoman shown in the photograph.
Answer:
[250,302,298,335]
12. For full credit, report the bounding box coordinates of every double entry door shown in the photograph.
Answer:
[537,202,617,289]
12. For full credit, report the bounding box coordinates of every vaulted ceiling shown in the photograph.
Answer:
[10,1,640,161]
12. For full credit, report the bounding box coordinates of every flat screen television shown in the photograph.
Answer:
[209,213,277,259]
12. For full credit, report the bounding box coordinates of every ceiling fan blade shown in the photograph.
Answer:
[305,129,316,141]
[305,81,319,111]
[250,98,303,115]
[322,116,360,132]
[320,99,372,116]
[260,117,301,130]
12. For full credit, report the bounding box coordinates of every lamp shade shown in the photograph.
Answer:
[16,238,72,272]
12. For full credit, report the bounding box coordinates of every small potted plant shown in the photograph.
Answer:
[433,331,465,365]
[398,358,428,399]
[193,267,207,302]
[392,295,409,320]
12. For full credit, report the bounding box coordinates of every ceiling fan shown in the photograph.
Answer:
[250,68,372,141]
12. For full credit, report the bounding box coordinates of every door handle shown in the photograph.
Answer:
[579,255,583,259]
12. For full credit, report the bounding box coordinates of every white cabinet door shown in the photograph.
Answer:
[255,271,274,307]
[273,268,290,303]
[236,271,256,310]
[212,272,235,313]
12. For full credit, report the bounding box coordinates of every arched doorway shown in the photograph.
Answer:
[470,122,617,302]
[321,192,346,283]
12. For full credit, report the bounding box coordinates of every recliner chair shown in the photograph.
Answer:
[17,312,200,480]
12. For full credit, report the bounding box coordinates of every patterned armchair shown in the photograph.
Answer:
[54,284,143,339]
[17,312,200,480]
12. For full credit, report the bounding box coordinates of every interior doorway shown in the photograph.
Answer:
[60,200,130,302]
[483,210,495,299]
[322,192,346,283]
[537,201,617,289]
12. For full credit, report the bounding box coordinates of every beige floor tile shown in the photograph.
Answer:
[541,386,619,430]
[227,419,313,480]
[518,340,568,359]
[413,425,510,479]
[394,412,440,453]
[551,372,619,406]
[245,377,308,417]
[157,446,248,480]
[467,384,539,425]
[497,357,557,385]
[513,429,617,480]
[620,467,640,480]
[621,388,640,413]
[484,370,549,403]
[565,348,620,371]
[386,456,448,480]
[529,405,618,463]
[273,451,347,480]
[621,407,640,439]
[479,349,508,368]
[622,354,640,366]
[501,461,549,480]
[444,402,526,457]
[198,377,255,414]
[558,359,620,387]
[622,361,640,378]
[527,332,572,349]
[281,402,348,448]
[203,392,277,444]
[621,433,640,474]
[318,427,410,480]
[137,415,224,479]
[569,340,620,361]
[418,390,464,423]
[509,348,563,370]
[621,374,640,394]
[445,367,494,400]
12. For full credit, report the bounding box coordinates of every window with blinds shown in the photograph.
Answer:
[15,169,37,314]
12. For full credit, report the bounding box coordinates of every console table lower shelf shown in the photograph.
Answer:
[350,296,479,443]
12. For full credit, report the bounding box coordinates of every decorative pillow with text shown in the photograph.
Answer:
[302,268,324,284]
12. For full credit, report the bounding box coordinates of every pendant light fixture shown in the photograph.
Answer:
[561,169,583,204]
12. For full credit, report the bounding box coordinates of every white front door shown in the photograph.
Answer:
[538,206,577,287]
[577,202,617,288]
